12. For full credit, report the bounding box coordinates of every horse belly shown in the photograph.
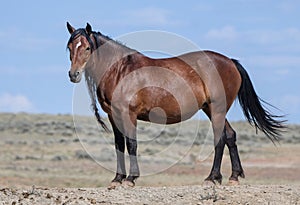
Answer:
[136,88,199,124]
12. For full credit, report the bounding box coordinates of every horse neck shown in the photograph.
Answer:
[87,32,136,84]
[93,32,135,60]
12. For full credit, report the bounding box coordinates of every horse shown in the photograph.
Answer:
[66,22,285,188]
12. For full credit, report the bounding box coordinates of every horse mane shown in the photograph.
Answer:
[67,29,95,50]
[85,69,110,132]
[67,28,124,51]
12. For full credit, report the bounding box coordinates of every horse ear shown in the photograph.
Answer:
[86,23,92,35]
[67,22,75,34]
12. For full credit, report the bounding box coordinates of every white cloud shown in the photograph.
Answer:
[193,3,213,12]
[275,68,290,76]
[0,28,56,52]
[279,95,300,115]
[0,64,67,76]
[278,1,298,13]
[244,28,300,45]
[245,55,300,68]
[124,7,176,26]
[0,93,36,113]
[205,26,238,41]
[204,26,300,48]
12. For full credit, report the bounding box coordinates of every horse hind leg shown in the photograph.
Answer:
[121,112,140,187]
[203,106,227,185]
[204,127,226,185]
[122,136,140,187]
[224,120,245,185]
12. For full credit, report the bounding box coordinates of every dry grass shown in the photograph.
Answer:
[0,112,299,188]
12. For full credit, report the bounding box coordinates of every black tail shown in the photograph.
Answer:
[231,59,286,142]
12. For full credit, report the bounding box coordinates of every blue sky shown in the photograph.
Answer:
[0,0,299,123]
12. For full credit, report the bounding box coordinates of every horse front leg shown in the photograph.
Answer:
[108,116,127,189]
[122,114,139,187]
[112,111,140,187]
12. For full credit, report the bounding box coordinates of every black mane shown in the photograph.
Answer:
[67,28,125,52]
[67,29,93,49]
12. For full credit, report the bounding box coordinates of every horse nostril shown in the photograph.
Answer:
[68,70,82,82]
[69,71,80,78]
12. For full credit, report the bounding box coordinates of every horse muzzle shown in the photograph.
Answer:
[69,70,83,83]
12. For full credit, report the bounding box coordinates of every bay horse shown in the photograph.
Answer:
[66,22,285,188]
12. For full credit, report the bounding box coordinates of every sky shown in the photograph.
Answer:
[0,0,299,123]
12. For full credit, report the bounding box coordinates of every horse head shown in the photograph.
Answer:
[67,22,94,83]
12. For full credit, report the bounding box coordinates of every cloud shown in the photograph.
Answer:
[205,26,238,41]
[0,64,67,76]
[245,55,300,68]
[124,7,177,26]
[281,95,300,106]
[244,28,300,45]
[0,28,56,52]
[278,1,298,13]
[278,95,300,120]
[0,93,36,113]
[204,26,300,48]
[193,3,213,12]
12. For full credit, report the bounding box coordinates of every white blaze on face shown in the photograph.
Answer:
[75,41,82,49]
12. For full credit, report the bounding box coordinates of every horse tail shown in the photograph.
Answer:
[231,59,286,142]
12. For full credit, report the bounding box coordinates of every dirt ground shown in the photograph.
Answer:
[0,113,299,204]
[0,184,299,205]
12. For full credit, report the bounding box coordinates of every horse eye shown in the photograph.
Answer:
[86,47,90,51]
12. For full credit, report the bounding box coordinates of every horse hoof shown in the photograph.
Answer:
[122,180,135,187]
[108,181,122,190]
[203,180,216,187]
[228,179,240,186]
